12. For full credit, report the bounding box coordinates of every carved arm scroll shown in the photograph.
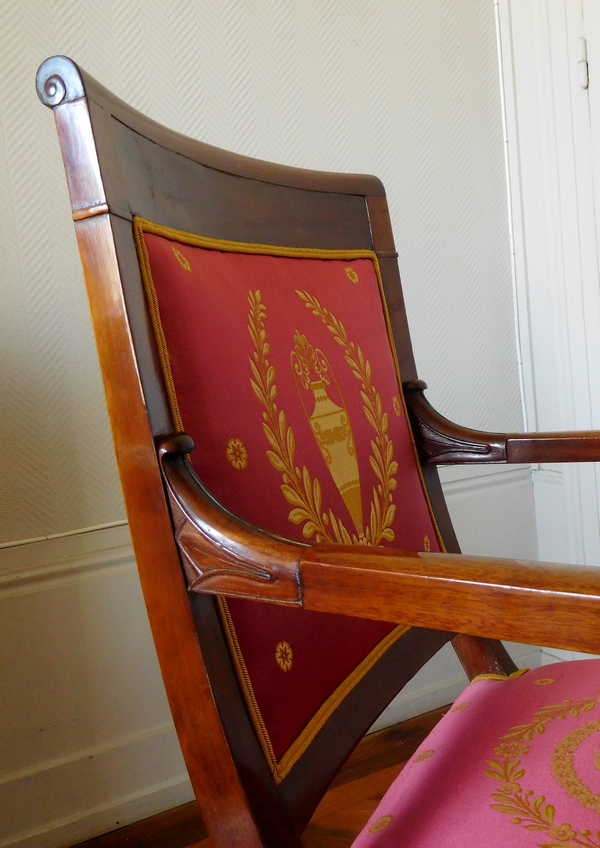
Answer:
[403,380,507,463]
[158,434,303,604]
[404,380,600,465]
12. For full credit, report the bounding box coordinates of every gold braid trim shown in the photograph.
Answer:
[218,596,410,784]
[276,622,411,779]
[471,668,530,684]
[132,219,184,432]
[134,216,379,262]
[216,598,278,769]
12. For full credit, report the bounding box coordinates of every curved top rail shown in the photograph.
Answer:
[36,55,385,197]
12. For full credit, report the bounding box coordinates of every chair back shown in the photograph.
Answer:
[37,56,465,847]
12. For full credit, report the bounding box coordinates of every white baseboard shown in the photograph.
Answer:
[2,780,192,848]
[0,728,192,848]
[541,648,600,665]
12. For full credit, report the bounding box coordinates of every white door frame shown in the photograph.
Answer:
[496,0,600,567]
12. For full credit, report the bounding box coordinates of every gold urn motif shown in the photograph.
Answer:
[291,333,363,535]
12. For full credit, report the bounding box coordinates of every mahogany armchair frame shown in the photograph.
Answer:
[37,55,600,848]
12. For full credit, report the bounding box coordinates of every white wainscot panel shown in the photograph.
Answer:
[532,466,571,565]
[439,463,538,559]
[533,467,600,665]
[0,528,193,848]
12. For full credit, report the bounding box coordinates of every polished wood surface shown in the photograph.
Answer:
[48,74,272,848]
[451,634,518,678]
[506,430,600,463]
[300,545,600,654]
[159,435,303,604]
[37,54,600,848]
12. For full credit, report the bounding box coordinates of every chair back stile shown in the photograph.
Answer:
[42,64,282,848]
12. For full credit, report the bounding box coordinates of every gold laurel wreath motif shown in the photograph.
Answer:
[248,289,398,545]
[485,695,600,847]
[552,720,600,815]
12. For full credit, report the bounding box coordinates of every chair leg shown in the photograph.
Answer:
[452,634,518,680]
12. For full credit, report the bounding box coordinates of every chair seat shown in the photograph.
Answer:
[354,658,600,847]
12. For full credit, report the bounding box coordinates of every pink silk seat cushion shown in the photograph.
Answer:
[353,658,600,847]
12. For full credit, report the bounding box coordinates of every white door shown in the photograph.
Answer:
[498,0,600,566]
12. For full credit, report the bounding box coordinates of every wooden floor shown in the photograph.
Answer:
[72,706,447,848]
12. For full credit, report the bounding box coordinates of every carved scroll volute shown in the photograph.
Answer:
[158,435,303,604]
[36,56,85,107]
[36,57,108,220]
[403,380,507,465]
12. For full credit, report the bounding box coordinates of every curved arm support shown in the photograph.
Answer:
[403,380,507,463]
[158,434,304,604]
[404,380,600,465]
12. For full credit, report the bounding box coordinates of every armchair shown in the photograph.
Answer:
[37,55,600,848]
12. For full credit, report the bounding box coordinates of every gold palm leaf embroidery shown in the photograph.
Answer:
[248,289,398,545]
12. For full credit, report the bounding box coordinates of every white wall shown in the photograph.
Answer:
[0,2,535,845]
[0,529,187,848]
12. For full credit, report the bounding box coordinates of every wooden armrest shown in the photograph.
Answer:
[300,546,600,655]
[403,380,600,465]
[159,434,600,656]
[505,430,600,463]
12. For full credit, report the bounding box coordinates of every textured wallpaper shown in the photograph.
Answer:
[0,0,521,545]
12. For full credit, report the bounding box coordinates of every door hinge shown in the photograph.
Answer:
[578,37,589,89]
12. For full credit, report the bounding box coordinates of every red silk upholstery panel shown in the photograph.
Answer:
[135,220,442,778]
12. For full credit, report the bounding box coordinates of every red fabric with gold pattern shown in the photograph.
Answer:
[135,221,442,779]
